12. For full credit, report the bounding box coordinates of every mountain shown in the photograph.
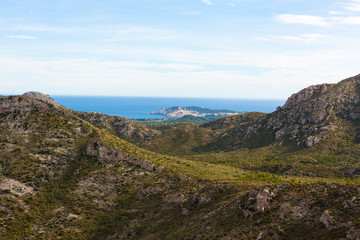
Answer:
[1,74,360,239]
[23,91,59,106]
[133,75,360,179]
[74,111,160,144]
[194,75,359,151]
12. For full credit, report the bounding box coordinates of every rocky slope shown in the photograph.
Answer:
[75,111,160,144]
[23,91,58,106]
[193,74,360,152]
[67,74,360,162]
[1,75,360,239]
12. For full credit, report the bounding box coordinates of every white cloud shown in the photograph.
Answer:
[7,35,38,40]
[343,0,360,11]
[255,34,327,43]
[201,0,213,5]
[275,13,360,26]
[1,46,359,99]
[332,16,360,25]
[276,14,329,26]
[329,11,346,15]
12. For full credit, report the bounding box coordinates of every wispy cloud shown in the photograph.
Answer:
[276,13,360,26]
[255,34,327,43]
[7,35,39,40]
[332,16,360,25]
[342,0,360,11]
[201,0,213,5]
[276,14,329,26]
[329,11,346,15]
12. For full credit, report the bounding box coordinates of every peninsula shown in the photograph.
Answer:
[151,106,241,118]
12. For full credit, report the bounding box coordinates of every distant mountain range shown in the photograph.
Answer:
[151,106,241,118]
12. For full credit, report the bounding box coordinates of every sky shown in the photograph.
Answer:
[1,0,360,99]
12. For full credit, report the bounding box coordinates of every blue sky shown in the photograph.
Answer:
[1,0,360,98]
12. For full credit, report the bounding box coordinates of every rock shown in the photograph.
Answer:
[256,232,263,240]
[162,193,185,203]
[279,203,292,221]
[197,195,211,206]
[255,188,274,212]
[283,83,330,110]
[306,136,320,147]
[320,210,337,229]
[23,91,58,105]
[293,206,308,220]
[0,95,58,114]
[86,139,156,171]
[0,178,34,196]
[181,208,190,215]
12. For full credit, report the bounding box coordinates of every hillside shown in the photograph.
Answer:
[121,75,356,179]
[74,111,160,144]
[207,74,360,150]
[23,91,58,106]
[68,75,360,179]
[1,74,360,239]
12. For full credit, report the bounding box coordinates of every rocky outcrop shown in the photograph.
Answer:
[23,91,58,106]
[0,95,59,114]
[0,178,34,196]
[76,111,160,143]
[85,139,157,171]
[202,74,360,150]
[320,210,337,230]
[255,187,274,212]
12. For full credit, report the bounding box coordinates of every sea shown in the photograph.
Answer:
[52,96,286,119]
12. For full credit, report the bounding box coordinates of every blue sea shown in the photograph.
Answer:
[52,96,286,119]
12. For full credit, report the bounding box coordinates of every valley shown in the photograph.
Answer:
[1,74,360,239]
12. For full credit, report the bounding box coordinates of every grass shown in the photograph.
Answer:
[1,96,360,239]
[99,128,360,185]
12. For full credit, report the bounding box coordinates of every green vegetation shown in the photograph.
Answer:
[134,115,216,125]
[1,77,360,240]
[181,106,239,114]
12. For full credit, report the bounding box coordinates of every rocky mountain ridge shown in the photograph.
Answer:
[23,91,59,106]
[197,74,360,151]
[1,74,360,239]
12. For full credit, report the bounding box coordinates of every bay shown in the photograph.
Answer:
[52,96,286,119]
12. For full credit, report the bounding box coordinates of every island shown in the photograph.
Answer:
[151,106,241,118]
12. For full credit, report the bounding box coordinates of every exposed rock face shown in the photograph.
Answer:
[320,210,337,230]
[267,75,360,145]
[1,90,360,239]
[0,178,34,196]
[0,95,59,114]
[282,83,331,109]
[85,139,157,171]
[201,74,360,150]
[255,188,274,212]
[23,91,58,106]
